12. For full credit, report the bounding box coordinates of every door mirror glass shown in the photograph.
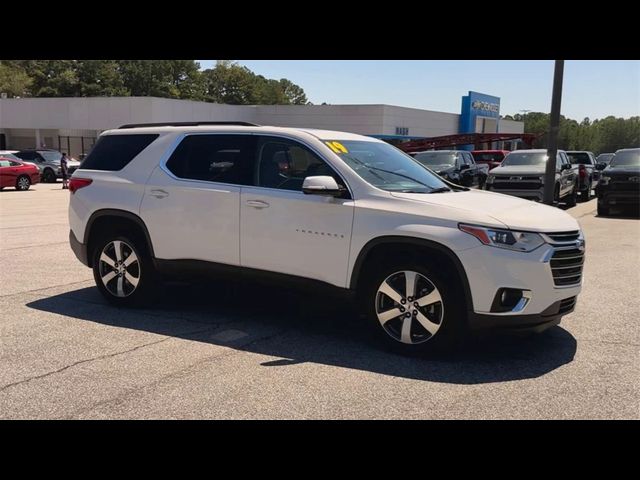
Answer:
[596,163,607,170]
[459,163,470,171]
[302,176,344,197]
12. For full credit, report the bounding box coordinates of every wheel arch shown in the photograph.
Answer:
[349,236,473,312]
[84,209,155,267]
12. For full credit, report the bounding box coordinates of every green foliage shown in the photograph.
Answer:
[0,59,307,106]
[512,112,639,154]
[0,63,32,97]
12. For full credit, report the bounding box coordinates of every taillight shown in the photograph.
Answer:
[579,164,587,178]
[69,178,92,194]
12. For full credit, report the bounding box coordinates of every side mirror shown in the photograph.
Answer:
[302,176,345,197]
[596,163,607,170]
[459,164,470,171]
[561,163,572,171]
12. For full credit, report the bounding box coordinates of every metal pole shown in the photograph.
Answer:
[544,60,565,205]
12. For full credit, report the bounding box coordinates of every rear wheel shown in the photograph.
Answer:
[361,260,464,355]
[92,234,158,306]
[15,175,31,191]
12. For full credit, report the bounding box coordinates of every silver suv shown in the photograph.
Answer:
[13,149,81,183]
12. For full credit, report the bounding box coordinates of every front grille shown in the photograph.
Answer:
[610,181,639,192]
[545,230,580,243]
[550,248,584,286]
[492,181,542,190]
[558,296,577,314]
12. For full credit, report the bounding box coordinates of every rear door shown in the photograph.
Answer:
[140,134,256,265]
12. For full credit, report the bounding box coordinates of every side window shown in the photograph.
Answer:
[556,154,564,170]
[17,151,35,161]
[10,161,22,166]
[255,137,341,192]
[166,134,256,185]
[464,153,474,165]
[0,160,10,167]
[82,134,159,171]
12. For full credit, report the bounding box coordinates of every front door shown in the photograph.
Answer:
[240,136,354,288]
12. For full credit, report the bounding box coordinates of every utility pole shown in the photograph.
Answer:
[544,60,565,205]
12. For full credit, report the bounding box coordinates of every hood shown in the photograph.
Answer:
[490,165,545,175]
[605,165,640,176]
[390,189,580,232]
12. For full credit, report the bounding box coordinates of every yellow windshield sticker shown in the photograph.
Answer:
[325,141,348,153]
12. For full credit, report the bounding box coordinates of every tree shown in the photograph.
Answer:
[0,63,32,97]
[76,60,129,96]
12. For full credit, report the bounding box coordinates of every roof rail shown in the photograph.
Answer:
[118,121,260,129]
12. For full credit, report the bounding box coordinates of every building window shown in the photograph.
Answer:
[395,127,409,136]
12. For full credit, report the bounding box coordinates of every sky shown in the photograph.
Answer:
[197,60,640,120]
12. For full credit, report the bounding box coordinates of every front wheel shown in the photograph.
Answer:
[580,182,591,201]
[361,262,464,355]
[92,235,158,306]
[16,175,31,191]
[42,169,56,183]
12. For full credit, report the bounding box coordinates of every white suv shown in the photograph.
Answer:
[68,122,585,354]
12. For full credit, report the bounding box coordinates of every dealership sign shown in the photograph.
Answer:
[471,100,499,114]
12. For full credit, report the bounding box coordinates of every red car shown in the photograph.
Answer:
[0,157,40,191]
[471,150,510,171]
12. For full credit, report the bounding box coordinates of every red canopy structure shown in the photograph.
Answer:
[392,133,540,153]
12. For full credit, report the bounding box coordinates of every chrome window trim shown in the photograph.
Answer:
[157,131,354,199]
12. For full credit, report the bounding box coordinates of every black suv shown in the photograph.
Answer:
[595,148,640,216]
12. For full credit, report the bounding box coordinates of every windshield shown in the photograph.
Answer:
[328,140,450,193]
[502,152,547,166]
[610,150,640,167]
[567,152,592,165]
[473,152,505,162]
[596,153,614,164]
[413,151,459,167]
[39,151,62,162]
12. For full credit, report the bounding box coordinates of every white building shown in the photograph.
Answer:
[0,95,524,157]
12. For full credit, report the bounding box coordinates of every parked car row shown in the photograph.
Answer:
[0,149,84,189]
[409,147,638,216]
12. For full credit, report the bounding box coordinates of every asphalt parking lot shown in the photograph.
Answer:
[1,182,638,419]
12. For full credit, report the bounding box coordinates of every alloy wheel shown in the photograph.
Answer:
[375,270,444,345]
[98,240,141,297]
[17,177,30,190]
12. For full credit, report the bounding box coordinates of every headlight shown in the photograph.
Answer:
[600,175,610,185]
[459,224,545,252]
[486,176,494,184]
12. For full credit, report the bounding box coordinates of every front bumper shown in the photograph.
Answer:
[468,297,575,332]
[597,189,639,206]
[456,242,583,317]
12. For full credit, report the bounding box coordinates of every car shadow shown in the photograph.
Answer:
[26,280,577,385]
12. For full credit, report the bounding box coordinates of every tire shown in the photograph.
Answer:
[360,259,465,356]
[566,185,577,207]
[597,201,609,216]
[15,175,31,191]
[92,234,159,307]
[580,182,591,201]
[42,168,56,183]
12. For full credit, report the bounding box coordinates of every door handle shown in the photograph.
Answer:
[246,200,270,209]
[149,189,169,199]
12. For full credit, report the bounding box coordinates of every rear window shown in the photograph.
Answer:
[80,134,159,171]
[473,152,505,162]
[566,152,592,165]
